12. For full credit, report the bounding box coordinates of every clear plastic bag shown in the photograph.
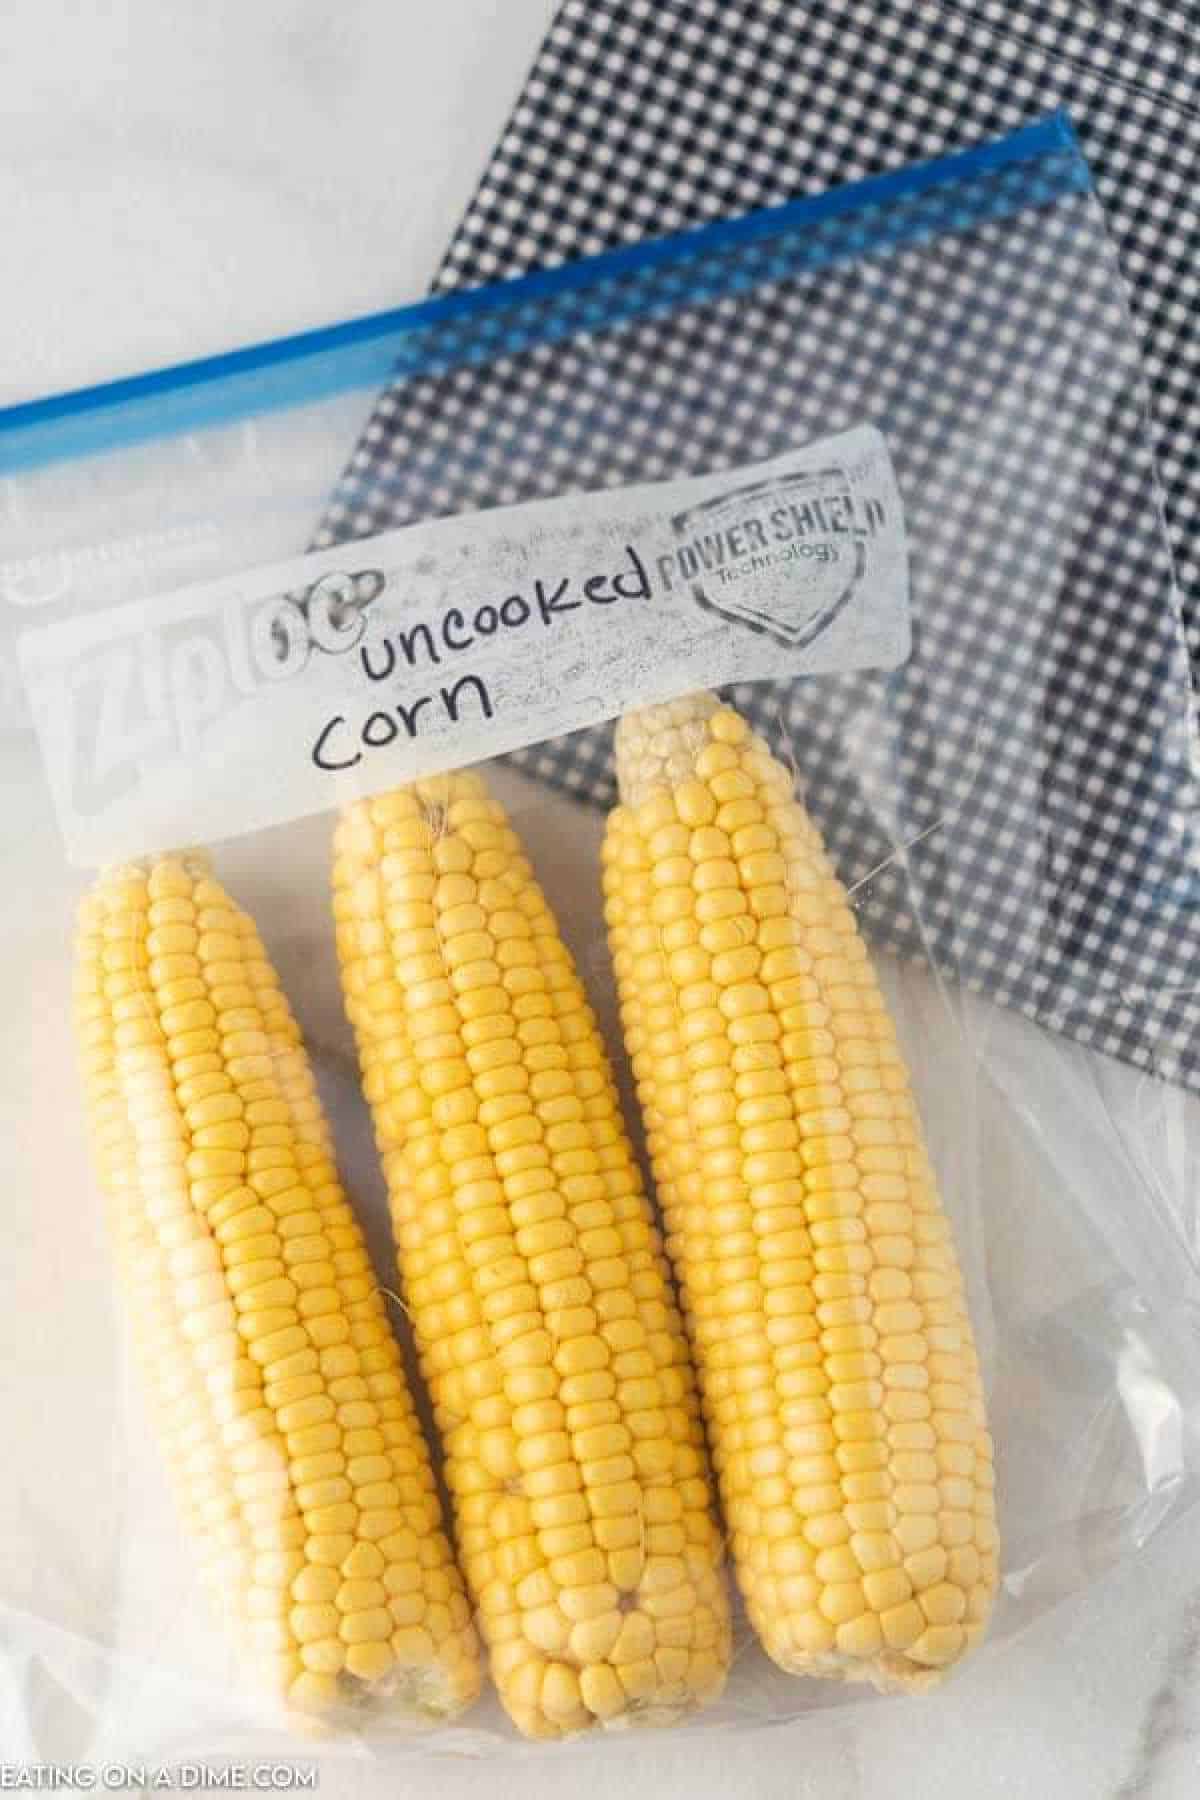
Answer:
[3,114,1199,1764]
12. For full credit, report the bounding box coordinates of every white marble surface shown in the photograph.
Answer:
[3,2,1200,1794]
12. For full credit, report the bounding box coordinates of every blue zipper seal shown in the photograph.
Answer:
[0,112,1090,473]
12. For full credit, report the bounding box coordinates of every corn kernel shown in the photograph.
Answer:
[333,772,731,1737]
[602,693,999,1696]
[75,859,480,1725]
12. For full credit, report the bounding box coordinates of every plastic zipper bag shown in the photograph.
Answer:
[2,114,1198,1763]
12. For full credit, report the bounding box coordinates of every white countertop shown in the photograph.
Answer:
[4,2,1200,1793]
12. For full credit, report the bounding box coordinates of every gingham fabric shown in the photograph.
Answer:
[316,7,1200,1092]
[435,0,1200,650]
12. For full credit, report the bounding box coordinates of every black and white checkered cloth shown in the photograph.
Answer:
[434,0,1200,647]
[316,4,1200,1093]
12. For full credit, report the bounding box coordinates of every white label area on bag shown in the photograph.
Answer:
[19,426,909,864]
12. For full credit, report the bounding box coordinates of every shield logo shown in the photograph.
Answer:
[671,464,869,650]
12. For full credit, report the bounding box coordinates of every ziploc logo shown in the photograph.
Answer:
[22,571,383,824]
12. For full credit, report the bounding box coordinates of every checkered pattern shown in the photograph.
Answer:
[316,7,1200,1094]
[437,0,1200,648]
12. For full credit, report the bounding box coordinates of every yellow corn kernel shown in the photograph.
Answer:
[602,694,999,1695]
[75,856,480,1728]
[333,779,731,1737]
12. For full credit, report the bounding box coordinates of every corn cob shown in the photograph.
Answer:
[74,854,480,1726]
[601,694,998,1692]
[332,774,731,1738]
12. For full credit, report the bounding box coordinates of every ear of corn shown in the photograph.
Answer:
[601,694,998,1693]
[74,855,480,1727]
[332,774,731,1739]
